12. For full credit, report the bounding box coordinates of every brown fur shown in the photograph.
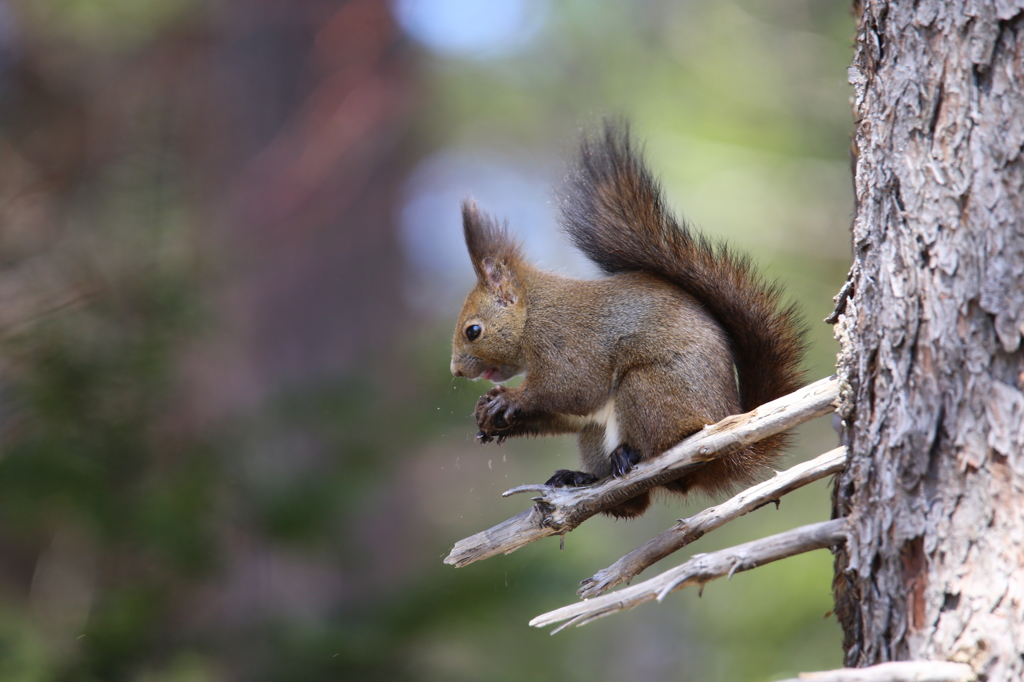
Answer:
[450,121,807,518]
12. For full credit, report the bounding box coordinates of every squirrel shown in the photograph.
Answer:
[449,122,808,518]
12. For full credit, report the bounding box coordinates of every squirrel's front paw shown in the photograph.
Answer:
[474,386,517,443]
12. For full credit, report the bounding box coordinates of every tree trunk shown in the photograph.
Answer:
[833,1,1024,679]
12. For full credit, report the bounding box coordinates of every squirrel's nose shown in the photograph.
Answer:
[451,360,462,377]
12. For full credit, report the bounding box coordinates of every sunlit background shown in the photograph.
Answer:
[0,0,855,680]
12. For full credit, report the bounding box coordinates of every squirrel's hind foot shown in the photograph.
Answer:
[545,469,600,487]
[610,444,640,477]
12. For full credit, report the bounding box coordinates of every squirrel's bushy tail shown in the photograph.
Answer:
[558,121,807,458]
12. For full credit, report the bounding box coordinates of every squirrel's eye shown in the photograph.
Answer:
[465,324,482,341]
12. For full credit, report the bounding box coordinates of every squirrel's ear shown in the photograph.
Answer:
[480,257,518,306]
[462,199,523,305]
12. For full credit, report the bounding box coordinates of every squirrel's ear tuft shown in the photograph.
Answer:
[462,199,524,303]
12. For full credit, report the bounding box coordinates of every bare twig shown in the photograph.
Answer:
[776,660,976,682]
[579,446,848,597]
[825,262,859,324]
[444,375,840,568]
[530,518,847,632]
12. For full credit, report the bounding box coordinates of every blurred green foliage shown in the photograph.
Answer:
[0,166,215,682]
[21,0,200,50]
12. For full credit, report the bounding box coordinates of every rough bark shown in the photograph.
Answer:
[833,1,1024,679]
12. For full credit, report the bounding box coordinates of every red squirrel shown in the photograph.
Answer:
[449,122,807,518]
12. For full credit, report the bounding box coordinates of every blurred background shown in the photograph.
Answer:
[0,0,855,680]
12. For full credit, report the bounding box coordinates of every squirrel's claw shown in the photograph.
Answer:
[476,430,508,445]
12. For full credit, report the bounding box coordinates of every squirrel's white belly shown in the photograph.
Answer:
[587,398,621,456]
[561,398,621,456]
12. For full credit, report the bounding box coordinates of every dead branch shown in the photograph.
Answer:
[530,518,847,633]
[579,445,848,597]
[776,660,977,682]
[444,375,840,568]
